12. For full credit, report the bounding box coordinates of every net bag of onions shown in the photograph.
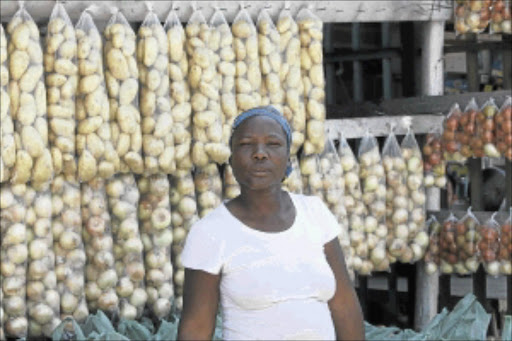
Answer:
[454,0,492,35]
[424,215,442,275]
[442,103,465,163]
[473,98,500,158]
[454,207,481,275]
[498,208,511,275]
[478,212,501,276]
[440,213,459,274]
[494,96,512,160]
[423,127,446,188]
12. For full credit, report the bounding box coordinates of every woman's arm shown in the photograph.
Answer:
[324,238,365,341]
[177,268,221,340]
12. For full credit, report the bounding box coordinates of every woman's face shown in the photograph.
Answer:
[230,115,289,191]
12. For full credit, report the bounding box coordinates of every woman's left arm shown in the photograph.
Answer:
[324,238,365,341]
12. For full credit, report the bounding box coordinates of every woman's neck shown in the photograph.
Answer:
[237,186,284,215]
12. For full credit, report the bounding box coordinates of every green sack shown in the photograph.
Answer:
[52,317,87,341]
[502,315,512,341]
[117,319,152,340]
[150,319,179,341]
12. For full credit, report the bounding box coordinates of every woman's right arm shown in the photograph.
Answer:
[177,268,221,340]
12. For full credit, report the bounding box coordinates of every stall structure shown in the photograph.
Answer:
[1,0,510,335]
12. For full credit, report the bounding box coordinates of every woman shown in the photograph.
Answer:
[178,106,365,340]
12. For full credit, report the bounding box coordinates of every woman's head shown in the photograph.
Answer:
[229,106,292,189]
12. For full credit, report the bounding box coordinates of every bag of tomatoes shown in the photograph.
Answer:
[498,208,511,275]
[439,213,459,274]
[454,207,481,275]
[494,96,512,160]
[423,128,446,188]
[459,98,479,158]
[454,0,492,35]
[442,103,466,163]
[478,212,501,276]
[490,0,512,34]
[424,215,441,275]
[473,98,500,158]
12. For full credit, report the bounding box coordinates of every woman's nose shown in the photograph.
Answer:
[252,144,268,160]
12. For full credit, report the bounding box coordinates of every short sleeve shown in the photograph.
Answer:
[310,196,341,244]
[181,221,225,275]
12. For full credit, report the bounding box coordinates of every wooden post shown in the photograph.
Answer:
[414,20,444,331]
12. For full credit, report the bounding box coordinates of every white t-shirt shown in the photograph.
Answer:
[181,193,341,340]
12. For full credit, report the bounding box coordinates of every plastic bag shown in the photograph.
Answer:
[277,7,305,155]
[422,128,446,188]
[440,213,459,274]
[106,174,146,320]
[0,24,15,183]
[401,129,428,262]
[104,9,143,174]
[281,155,303,194]
[454,207,481,275]
[138,6,176,175]
[299,152,323,199]
[24,182,61,337]
[194,164,223,218]
[257,9,284,112]
[495,96,512,160]
[454,0,492,35]
[164,5,193,172]
[478,212,501,276]
[490,0,512,34]
[498,208,511,275]
[222,164,240,201]
[358,132,389,273]
[51,175,88,323]
[137,175,174,319]
[81,178,119,316]
[187,7,230,167]
[0,183,28,338]
[424,215,441,275]
[8,2,54,185]
[210,8,238,148]
[75,9,118,181]
[232,5,262,112]
[169,170,199,311]
[297,7,326,155]
[382,132,409,264]
[474,97,500,158]
[45,2,78,178]
[459,98,479,158]
[442,103,465,163]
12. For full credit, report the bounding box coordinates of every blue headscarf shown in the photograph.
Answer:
[230,106,293,178]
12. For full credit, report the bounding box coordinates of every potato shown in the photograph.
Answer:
[1,26,16,183]
[138,13,175,175]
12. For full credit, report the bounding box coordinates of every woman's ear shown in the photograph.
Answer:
[228,156,232,165]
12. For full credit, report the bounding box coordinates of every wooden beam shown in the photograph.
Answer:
[0,1,453,24]
[444,41,512,53]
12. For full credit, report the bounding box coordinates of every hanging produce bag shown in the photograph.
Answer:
[81,178,119,316]
[277,6,305,155]
[424,215,441,275]
[232,4,262,112]
[8,2,53,185]
[0,24,16,183]
[490,0,512,34]
[494,96,512,160]
[440,213,459,274]
[282,155,303,194]
[0,184,28,338]
[194,164,223,218]
[187,7,230,167]
[105,8,143,174]
[137,6,176,175]
[358,132,389,273]
[25,183,61,338]
[164,5,193,171]
[454,207,481,275]
[299,151,324,199]
[222,164,240,201]
[51,175,88,323]
[498,208,511,275]
[297,6,326,155]
[257,8,284,111]
[210,8,238,148]
[473,98,500,158]
[454,0,492,35]
[45,2,78,178]
[138,175,174,319]
[75,8,118,181]
[423,127,446,188]
[478,213,501,276]
[106,174,146,320]
[401,129,429,262]
[442,103,465,163]
[170,170,199,311]
[459,98,479,158]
